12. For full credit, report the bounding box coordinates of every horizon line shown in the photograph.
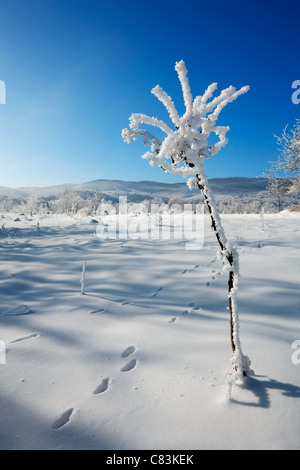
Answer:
[1,175,266,190]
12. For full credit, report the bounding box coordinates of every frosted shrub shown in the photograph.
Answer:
[122,61,252,393]
[262,119,300,210]
[276,119,300,195]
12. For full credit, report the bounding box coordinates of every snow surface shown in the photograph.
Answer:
[0,211,299,450]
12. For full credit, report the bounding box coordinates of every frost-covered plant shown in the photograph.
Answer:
[122,61,251,393]
[80,261,86,295]
[261,119,300,210]
[275,119,300,195]
[261,171,292,212]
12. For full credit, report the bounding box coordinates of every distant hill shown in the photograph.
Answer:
[0,177,268,203]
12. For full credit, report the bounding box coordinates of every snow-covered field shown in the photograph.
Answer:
[0,211,299,450]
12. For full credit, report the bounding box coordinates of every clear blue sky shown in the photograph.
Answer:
[0,0,299,188]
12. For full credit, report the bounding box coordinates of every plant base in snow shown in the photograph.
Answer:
[226,351,252,398]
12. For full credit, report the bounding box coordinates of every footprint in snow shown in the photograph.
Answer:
[181,304,202,316]
[168,317,177,323]
[192,305,201,311]
[11,333,39,344]
[121,359,137,373]
[182,265,202,274]
[52,408,75,430]
[93,378,110,395]
[189,302,202,311]
[121,345,136,358]
[4,305,32,316]
[90,308,105,315]
[152,287,163,297]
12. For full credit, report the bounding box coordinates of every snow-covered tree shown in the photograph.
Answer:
[261,119,300,210]
[26,194,39,217]
[84,191,105,216]
[122,60,251,392]
[275,119,300,195]
[60,190,81,214]
[261,172,292,212]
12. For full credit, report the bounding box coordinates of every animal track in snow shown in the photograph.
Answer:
[168,317,177,323]
[205,269,223,287]
[52,408,75,429]
[4,305,32,316]
[93,346,138,397]
[121,345,136,358]
[189,302,202,311]
[11,333,39,343]
[121,358,137,373]
[90,308,105,315]
[181,264,202,275]
[152,287,163,297]
[93,378,110,395]
[181,303,203,317]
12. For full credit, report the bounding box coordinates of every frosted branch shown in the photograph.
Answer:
[129,113,173,136]
[122,128,161,153]
[151,85,181,127]
[192,82,218,116]
[175,60,193,117]
[204,86,236,113]
[122,61,249,179]
[208,85,250,122]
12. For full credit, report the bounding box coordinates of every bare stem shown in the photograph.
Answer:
[195,174,240,361]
